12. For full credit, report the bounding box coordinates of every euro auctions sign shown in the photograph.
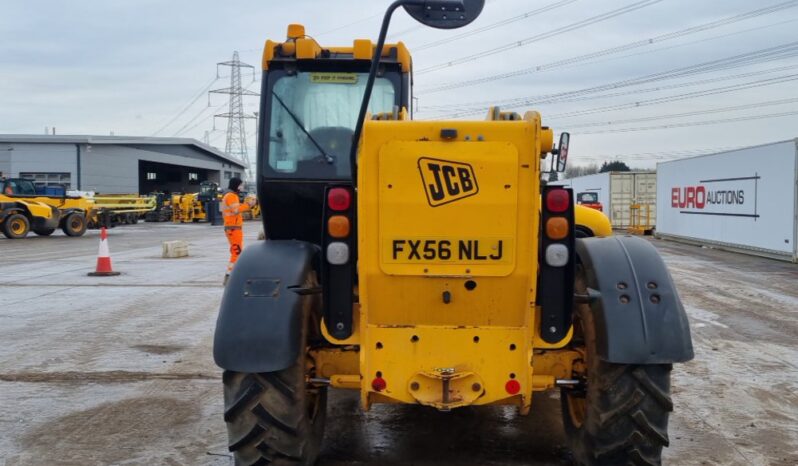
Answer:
[671,175,759,219]
[656,140,797,258]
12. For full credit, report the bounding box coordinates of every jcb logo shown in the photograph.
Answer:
[418,157,479,207]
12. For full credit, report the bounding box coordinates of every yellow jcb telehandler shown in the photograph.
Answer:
[0,178,84,237]
[214,2,693,465]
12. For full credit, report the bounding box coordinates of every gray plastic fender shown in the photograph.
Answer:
[213,240,318,373]
[576,235,694,364]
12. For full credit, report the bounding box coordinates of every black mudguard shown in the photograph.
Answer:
[213,240,319,373]
[576,236,694,364]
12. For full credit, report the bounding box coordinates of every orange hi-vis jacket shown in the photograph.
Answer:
[222,191,250,228]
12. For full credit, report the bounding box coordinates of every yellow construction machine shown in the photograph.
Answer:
[214,3,693,465]
[0,178,91,236]
[171,181,220,223]
[0,192,59,239]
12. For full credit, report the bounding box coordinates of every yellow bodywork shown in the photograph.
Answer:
[575,204,612,237]
[264,25,590,414]
[93,195,155,217]
[314,112,580,413]
[15,194,95,220]
[0,195,56,219]
[171,193,207,223]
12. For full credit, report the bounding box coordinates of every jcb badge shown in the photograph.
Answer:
[418,157,479,207]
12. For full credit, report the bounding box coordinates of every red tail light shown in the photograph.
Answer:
[505,379,521,395]
[546,188,569,213]
[371,376,387,392]
[328,187,352,211]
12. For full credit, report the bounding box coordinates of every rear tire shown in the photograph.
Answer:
[62,212,87,237]
[222,273,326,466]
[562,265,673,466]
[3,213,30,239]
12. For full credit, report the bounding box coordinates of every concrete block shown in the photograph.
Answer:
[162,240,189,258]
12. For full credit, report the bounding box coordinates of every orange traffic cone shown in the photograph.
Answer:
[88,227,120,276]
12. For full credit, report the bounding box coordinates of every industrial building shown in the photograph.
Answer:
[0,135,247,194]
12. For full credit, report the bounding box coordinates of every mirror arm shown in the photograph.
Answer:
[350,0,426,186]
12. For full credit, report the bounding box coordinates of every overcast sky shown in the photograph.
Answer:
[2,0,797,169]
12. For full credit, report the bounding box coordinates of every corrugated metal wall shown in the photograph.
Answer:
[0,141,239,194]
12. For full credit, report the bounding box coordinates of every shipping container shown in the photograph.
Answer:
[555,171,657,228]
[656,139,798,263]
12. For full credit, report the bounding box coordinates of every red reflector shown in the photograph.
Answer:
[371,377,387,392]
[505,379,521,395]
[328,188,351,211]
[546,189,569,213]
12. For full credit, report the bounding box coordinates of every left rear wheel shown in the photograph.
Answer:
[222,273,326,466]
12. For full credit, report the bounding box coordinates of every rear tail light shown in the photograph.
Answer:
[545,217,568,240]
[372,376,387,392]
[328,187,352,211]
[545,244,569,267]
[546,188,569,213]
[505,379,521,395]
[327,215,350,238]
[326,242,349,265]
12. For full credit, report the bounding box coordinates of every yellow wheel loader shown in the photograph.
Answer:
[214,2,693,465]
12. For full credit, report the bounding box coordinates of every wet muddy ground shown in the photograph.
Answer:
[1,225,796,465]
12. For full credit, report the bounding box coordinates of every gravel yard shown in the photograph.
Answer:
[1,224,796,465]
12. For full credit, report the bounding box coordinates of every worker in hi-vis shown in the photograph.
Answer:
[221,177,256,285]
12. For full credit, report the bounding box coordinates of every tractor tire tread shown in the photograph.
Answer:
[224,376,264,422]
[252,403,298,436]
[577,364,672,465]
[223,366,323,466]
[261,372,297,403]
[632,366,674,411]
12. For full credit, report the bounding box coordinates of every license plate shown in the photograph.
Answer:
[384,238,511,264]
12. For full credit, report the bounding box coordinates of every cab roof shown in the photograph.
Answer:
[262,24,412,73]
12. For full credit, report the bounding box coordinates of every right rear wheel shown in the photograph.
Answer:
[562,264,673,466]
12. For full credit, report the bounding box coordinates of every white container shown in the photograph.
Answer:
[656,139,798,262]
[556,172,657,228]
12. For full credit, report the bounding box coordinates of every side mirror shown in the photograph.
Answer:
[556,132,570,172]
[403,0,485,29]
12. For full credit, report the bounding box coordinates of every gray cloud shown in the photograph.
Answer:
[2,0,797,168]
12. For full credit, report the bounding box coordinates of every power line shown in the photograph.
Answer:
[413,0,579,52]
[420,1,798,93]
[546,72,798,119]
[415,0,665,74]
[570,146,746,162]
[174,79,258,138]
[209,51,260,180]
[151,76,218,136]
[573,109,798,134]
[426,62,798,116]
[423,41,798,118]
[560,96,798,128]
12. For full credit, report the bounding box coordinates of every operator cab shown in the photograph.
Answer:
[1,179,38,196]
[258,24,411,242]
